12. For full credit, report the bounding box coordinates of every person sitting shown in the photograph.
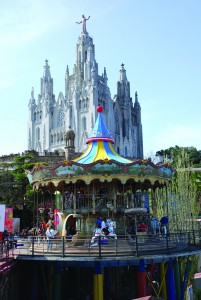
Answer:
[96,216,102,228]
[90,226,103,246]
[106,219,117,239]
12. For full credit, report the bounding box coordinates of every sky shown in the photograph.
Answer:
[0,0,201,158]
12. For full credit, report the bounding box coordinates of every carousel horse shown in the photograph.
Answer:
[90,219,118,246]
[106,218,117,239]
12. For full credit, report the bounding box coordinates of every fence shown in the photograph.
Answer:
[8,230,201,259]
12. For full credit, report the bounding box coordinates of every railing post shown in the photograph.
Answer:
[5,239,9,258]
[31,236,34,256]
[115,238,118,255]
[166,233,169,254]
[98,236,102,258]
[188,232,191,251]
[193,229,196,245]
[62,236,65,258]
[135,235,139,256]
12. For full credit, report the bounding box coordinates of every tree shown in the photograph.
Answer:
[156,146,201,168]
[0,152,48,228]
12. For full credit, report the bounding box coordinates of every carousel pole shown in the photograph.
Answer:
[93,262,103,300]
[73,182,76,214]
[173,258,181,300]
[166,259,176,300]
[33,188,36,228]
[137,259,147,297]
[53,263,62,300]
[158,262,167,300]
[36,188,39,228]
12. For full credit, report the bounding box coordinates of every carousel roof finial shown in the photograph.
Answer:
[73,106,132,164]
[86,106,114,144]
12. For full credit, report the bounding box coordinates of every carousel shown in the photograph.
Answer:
[26,106,174,237]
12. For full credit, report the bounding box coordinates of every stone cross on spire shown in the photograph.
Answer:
[76,15,90,34]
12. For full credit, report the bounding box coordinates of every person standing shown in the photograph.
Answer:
[46,225,56,251]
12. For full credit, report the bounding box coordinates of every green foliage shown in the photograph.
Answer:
[0,153,49,227]
[156,146,201,168]
[166,148,200,232]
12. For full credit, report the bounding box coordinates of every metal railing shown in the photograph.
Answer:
[12,230,201,259]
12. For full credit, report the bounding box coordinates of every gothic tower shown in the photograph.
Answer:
[28,60,55,153]
[28,17,143,159]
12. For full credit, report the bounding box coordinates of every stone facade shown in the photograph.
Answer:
[28,23,143,159]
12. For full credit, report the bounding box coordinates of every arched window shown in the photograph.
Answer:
[79,100,82,109]
[60,132,63,141]
[115,112,120,135]
[36,127,40,141]
[86,98,89,108]
[124,147,128,157]
[82,117,87,130]
[58,110,64,127]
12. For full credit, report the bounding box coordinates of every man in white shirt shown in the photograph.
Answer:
[46,226,57,251]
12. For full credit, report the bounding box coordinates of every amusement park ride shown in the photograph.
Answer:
[24,106,193,300]
[26,105,173,240]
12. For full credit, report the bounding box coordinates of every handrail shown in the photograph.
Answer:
[11,230,201,259]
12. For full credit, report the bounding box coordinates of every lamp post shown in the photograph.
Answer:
[38,207,45,228]
[48,208,54,219]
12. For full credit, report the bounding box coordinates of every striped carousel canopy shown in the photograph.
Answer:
[73,106,132,164]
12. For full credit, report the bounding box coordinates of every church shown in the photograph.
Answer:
[28,16,143,159]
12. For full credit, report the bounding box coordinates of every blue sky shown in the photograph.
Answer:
[0,0,201,158]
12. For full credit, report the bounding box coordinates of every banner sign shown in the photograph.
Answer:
[0,205,5,232]
[5,207,13,232]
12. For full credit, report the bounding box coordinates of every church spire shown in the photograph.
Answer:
[40,59,54,101]
[43,59,51,82]
[119,63,127,82]
[135,91,138,102]
[103,67,108,83]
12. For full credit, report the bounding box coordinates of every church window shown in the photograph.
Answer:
[34,112,36,122]
[117,147,120,154]
[82,117,86,130]
[98,98,102,106]
[51,135,53,144]
[115,113,120,134]
[58,110,64,127]
[36,128,40,141]
[79,100,82,109]
[86,98,89,108]
[124,147,128,157]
